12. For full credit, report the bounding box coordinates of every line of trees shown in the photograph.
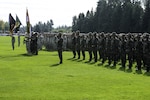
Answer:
[0,20,9,33]
[72,0,150,33]
[32,19,54,33]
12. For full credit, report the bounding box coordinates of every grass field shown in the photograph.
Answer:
[0,36,150,100]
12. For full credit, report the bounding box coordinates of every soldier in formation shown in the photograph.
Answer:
[71,32,76,58]
[76,31,81,59]
[70,32,150,72]
[80,35,86,60]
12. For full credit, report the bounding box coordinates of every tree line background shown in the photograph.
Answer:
[72,0,150,33]
[0,0,150,34]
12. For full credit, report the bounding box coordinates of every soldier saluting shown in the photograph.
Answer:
[57,33,63,64]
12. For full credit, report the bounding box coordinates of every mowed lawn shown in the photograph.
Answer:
[0,36,150,100]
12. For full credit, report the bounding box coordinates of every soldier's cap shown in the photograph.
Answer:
[112,32,116,36]
[136,34,141,38]
[128,33,132,37]
[88,32,92,36]
[93,32,97,36]
[100,32,104,37]
[145,34,150,38]
[76,30,80,33]
[34,32,38,35]
[58,33,62,37]
[72,32,76,35]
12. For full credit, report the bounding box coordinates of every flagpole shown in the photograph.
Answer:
[26,8,32,55]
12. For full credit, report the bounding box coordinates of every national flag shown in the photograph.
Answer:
[9,13,15,34]
[26,9,31,36]
[15,15,22,33]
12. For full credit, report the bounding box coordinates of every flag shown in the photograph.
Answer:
[15,15,22,33]
[26,9,31,37]
[9,13,15,34]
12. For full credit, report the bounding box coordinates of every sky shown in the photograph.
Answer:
[0,0,98,28]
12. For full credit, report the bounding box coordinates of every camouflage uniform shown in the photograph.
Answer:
[88,33,93,62]
[126,34,134,69]
[80,35,86,60]
[143,34,150,72]
[92,33,98,62]
[135,35,143,70]
[105,34,112,65]
[120,35,127,68]
[71,32,76,58]
[76,31,81,59]
[57,33,63,64]
[111,33,119,66]
[99,34,106,64]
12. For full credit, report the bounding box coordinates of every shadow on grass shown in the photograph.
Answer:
[67,58,74,60]
[50,63,60,67]
[0,53,33,59]
[110,65,116,69]
[88,62,97,65]
[135,70,142,74]
[77,59,83,62]
[119,67,125,72]
[97,63,104,66]
[71,59,79,61]
[144,72,150,76]
[20,53,33,57]
[126,69,132,73]
[84,61,90,63]
[66,75,74,77]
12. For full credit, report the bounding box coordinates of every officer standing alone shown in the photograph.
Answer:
[57,33,63,64]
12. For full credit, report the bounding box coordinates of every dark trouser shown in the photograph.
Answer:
[30,41,34,53]
[35,45,38,55]
[107,52,111,65]
[102,51,106,64]
[143,55,147,67]
[121,54,126,68]
[136,55,142,70]
[72,46,76,58]
[145,56,150,72]
[88,49,92,61]
[98,50,101,60]
[12,42,15,50]
[112,52,117,66]
[92,48,97,62]
[76,49,80,59]
[82,50,85,60]
[128,54,133,69]
[58,49,63,63]
[100,50,106,64]
[72,50,76,58]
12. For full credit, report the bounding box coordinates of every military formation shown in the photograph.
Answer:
[71,31,150,72]
[23,31,150,72]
